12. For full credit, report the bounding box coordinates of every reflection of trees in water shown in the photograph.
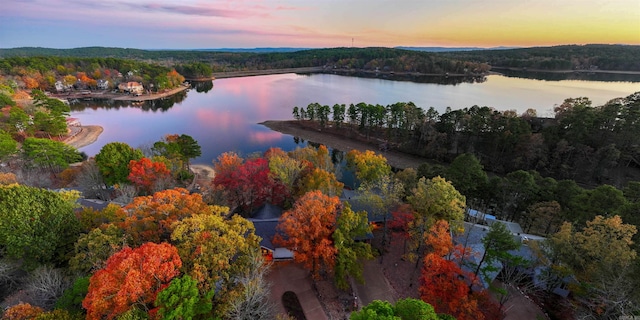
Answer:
[190,80,214,93]
[69,91,188,112]
[315,71,486,85]
[497,69,640,82]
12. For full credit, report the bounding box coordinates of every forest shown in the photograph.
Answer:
[2,44,639,74]
[440,44,640,71]
[0,57,186,94]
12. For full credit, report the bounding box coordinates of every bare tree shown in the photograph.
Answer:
[75,160,110,200]
[226,253,276,320]
[26,265,70,309]
[0,258,22,291]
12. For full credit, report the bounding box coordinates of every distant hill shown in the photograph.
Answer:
[1,44,638,71]
[396,46,520,52]
[191,48,311,53]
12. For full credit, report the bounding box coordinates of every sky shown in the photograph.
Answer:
[1,0,639,49]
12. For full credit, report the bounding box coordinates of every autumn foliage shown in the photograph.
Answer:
[213,153,288,214]
[119,188,211,245]
[1,303,44,320]
[82,242,182,320]
[419,220,486,320]
[127,157,171,194]
[274,190,340,280]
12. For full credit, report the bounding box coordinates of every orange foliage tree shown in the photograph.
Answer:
[82,242,182,320]
[1,303,44,320]
[419,220,485,320]
[119,188,211,245]
[274,190,339,280]
[127,157,172,194]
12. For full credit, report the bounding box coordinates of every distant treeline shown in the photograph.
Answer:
[2,44,639,73]
[294,91,640,187]
[0,56,185,92]
[0,47,488,74]
[440,44,640,71]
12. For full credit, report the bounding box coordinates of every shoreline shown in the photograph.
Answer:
[51,85,189,102]
[64,125,103,149]
[260,120,429,169]
[212,67,324,79]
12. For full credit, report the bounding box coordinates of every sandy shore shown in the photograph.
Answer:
[212,67,323,79]
[64,125,103,149]
[260,120,429,169]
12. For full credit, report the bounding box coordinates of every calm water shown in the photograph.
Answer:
[70,73,640,164]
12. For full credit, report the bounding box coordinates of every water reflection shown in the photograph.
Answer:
[70,73,638,165]
[495,69,640,82]
[69,90,188,113]
[190,80,214,93]
[317,70,487,85]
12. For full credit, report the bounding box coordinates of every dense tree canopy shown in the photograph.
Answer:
[94,142,143,186]
[0,184,79,268]
[275,190,340,280]
[82,242,182,320]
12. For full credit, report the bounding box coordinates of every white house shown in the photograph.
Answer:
[97,79,109,90]
[117,82,144,95]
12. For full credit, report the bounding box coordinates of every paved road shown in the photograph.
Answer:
[353,259,397,308]
[267,263,328,320]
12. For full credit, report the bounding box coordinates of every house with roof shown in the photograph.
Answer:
[453,220,573,296]
[248,203,294,261]
[97,79,109,90]
[117,81,144,95]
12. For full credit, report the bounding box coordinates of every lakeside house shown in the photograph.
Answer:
[97,79,109,90]
[248,203,294,261]
[117,81,144,95]
[55,80,73,92]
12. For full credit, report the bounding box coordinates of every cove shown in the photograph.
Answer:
[69,73,640,164]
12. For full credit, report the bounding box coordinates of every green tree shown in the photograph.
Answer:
[155,275,214,320]
[333,203,374,289]
[0,129,18,162]
[470,221,521,291]
[351,300,397,320]
[22,137,82,170]
[0,184,80,268]
[406,177,465,262]
[545,215,639,318]
[55,276,90,314]
[445,153,488,200]
[69,224,127,275]
[95,142,144,186]
[350,298,440,320]
[357,175,404,249]
[394,298,438,320]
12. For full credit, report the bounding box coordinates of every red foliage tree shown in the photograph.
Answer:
[82,242,182,320]
[127,157,171,194]
[389,204,414,246]
[420,253,482,320]
[274,190,339,280]
[213,154,288,215]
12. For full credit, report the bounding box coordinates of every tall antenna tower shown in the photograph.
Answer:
[352,38,354,47]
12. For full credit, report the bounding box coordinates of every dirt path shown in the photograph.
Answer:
[260,120,430,169]
[64,125,103,149]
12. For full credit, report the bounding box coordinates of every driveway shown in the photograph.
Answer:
[353,259,397,308]
[267,262,329,320]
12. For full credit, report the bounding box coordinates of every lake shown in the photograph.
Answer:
[70,73,640,165]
